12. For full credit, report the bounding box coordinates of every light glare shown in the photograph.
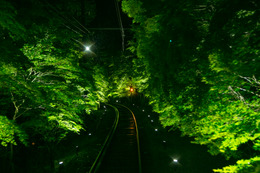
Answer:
[85,46,90,51]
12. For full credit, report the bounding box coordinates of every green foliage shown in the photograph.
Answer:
[122,0,146,23]
[213,156,260,173]
[0,0,99,148]
[193,98,259,156]
[0,116,28,147]
[122,0,260,172]
[92,66,110,102]
[0,1,259,173]
[0,0,25,39]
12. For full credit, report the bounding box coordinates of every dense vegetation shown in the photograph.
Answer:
[0,0,115,172]
[121,0,260,172]
[0,0,259,172]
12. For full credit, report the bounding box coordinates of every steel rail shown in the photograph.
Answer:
[89,103,142,173]
[116,103,142,173]
[89,103,119,173]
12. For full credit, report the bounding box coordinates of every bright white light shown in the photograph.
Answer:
[173,159,178,163]
[148,115,150,117]
[89,133,92,136]
[151,120,154,122]
[163,140,166,143]
[59,161,63,165]
[116,100,118,102]
[85,46,90,51]
[104,106,106,108]
[142,109,145,112]
[155,129,158,131]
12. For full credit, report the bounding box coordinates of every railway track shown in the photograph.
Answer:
[89,103,142,173]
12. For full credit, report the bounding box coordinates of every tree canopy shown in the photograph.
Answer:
[122,0,259,172]
[0,0,259,172]
[0,0,100,148]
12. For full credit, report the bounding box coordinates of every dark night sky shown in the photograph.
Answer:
[94,0,118,27]
[89,0,132,54]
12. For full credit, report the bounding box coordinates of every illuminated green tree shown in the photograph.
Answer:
[0,0,98,172]
[122,0,260,172]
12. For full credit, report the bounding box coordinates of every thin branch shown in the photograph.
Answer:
[236,86,260,98]
[16,108,32,119]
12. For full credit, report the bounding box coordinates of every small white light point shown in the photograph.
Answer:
[173,159,178,163]
[85,46,90,51]
[151,120,154,122]
[59,161,63,165]
[155,129,158,132]
[148,115,150,117]
[142,109,145,112]
[116,100,118,102]
[89,133,92,136]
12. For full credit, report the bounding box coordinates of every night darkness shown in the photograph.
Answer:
[0,0,259,173]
